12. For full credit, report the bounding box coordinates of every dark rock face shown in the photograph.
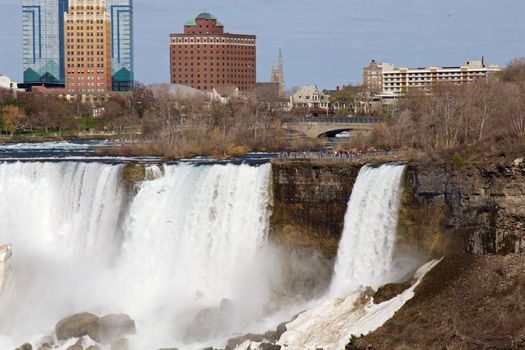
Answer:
[271,159,523,259]
[401,162,525,255]
[270,159,361,260]
[55,313,100,341]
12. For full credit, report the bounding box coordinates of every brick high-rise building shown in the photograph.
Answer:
[64,0,113,94]
[170,12,256,92]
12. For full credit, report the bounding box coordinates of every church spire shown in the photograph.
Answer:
[271,47,285,97]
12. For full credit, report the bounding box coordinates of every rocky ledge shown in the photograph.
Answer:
[400,159,525,255]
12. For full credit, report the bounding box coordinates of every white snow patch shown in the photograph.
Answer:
[278,259,442,350]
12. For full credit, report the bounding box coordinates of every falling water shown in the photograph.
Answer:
[0,161,272,349]
[329,163,407,297]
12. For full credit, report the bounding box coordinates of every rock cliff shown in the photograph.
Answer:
[401,161,525,255]
[270,159,361,260]
[271,159,525,258]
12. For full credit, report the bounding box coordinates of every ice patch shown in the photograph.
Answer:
[278,259,442,350]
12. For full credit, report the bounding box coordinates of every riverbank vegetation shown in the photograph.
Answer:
[2,59,524,160]
[359,58,525,162]
[0,84,322,158]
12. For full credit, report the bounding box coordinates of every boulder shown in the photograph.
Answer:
[55,313,100,340]
[86,346,101,350]
[373,280,412,304]
[36,343,52,350]
[275,322,287,340]
[14,343,32,350]
[264,330,277,342]
[86,314,136,344]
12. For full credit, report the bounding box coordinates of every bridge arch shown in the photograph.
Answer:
[284,116,381,138]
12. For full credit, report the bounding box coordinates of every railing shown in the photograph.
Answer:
[277,150,401,161]
[295,116,383,124]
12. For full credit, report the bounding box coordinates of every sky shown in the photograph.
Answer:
[1,0,524,89]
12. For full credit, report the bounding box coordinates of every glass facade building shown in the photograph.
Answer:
[22,0,65,83]
[22,0,134,91]
[106,0,134,91]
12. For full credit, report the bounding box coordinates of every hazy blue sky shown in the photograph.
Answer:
[1,0,524,89]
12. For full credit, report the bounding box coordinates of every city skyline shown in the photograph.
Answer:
[3,0,525,90]
[20,0,133,91]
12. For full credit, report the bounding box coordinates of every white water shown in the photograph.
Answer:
[0,161,273,349]
[330,163,407,297]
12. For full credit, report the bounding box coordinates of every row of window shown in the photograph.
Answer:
[175,74,254,79]
[66,38,105,43]
[175,68,253,72]
[66,26,104,31]
[67,63,105,68]
[67,70,105,75]
[66,19,105,24]
[66,57,105,63]
[66,45,105,50]
[66,75,105,81]
[175,49,254,54]
[173,37,255,44]
[174,62,254,68]
[67,82,107,87]
[67,51,105,56]
[66,32,105,37]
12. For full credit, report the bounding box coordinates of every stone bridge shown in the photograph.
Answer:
[284,116,382,138]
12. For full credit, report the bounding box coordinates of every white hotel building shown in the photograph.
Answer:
[363,59,501,97]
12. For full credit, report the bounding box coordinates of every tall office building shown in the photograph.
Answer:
[106,0,134,91]
[170,12,256,92]
[64,0,112,94]
[22,0,134,92]
[22,0,69,83]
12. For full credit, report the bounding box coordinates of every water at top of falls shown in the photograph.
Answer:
[329,163,407,298]
[0,161,274,349]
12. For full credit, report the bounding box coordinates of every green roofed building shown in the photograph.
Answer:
[171,12,257,92]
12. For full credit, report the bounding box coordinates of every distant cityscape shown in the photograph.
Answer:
[0,0,504,115]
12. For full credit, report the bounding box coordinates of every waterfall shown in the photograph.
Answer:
[329,163,406,297]
[0,161,272,348]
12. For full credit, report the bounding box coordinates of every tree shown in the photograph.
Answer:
[1,105,27,138]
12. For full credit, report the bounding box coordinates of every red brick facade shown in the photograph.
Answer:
[170,13,256,92]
